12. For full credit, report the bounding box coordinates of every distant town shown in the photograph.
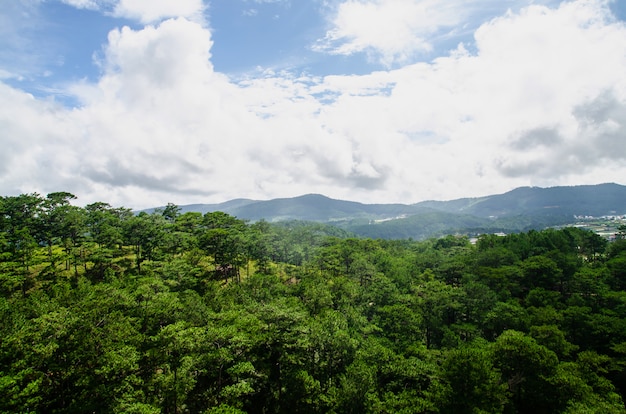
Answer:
[567,214,626,240]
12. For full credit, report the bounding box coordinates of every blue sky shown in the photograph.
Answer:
[1,0,626,208]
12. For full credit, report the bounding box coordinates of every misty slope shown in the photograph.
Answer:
[347,210,493,240]
[226,194,427,222]
[176,198,257,215]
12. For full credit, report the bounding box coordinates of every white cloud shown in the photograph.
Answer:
[0,82,84,196]
[0,69,18,80]
[465,0,626,180]
[59,0,206,23]
[112,0,206,24]
[60,0,103,10]
[1,0,626,208]
[314,0,568,66]
[315,0,463,66]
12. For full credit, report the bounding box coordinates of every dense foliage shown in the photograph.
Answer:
[1,192,626,413]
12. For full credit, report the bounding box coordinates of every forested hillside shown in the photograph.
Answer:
[2,192,626,413]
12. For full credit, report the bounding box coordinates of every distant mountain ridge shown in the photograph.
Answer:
[417,183,626,218]
[151,183,626,239]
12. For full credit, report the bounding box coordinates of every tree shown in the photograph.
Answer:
[0,193,43,293]
[483,301,530,340]
[579,229,607,261]
[38,192,77,263]
[530,325,578,359]
[415,280,464,348]
[308,309,357,393]
[85,202,131,249]
[200,212,249,282]
[606,251,626,291]
[124,212,165,273]
[248,297,310,413]
[59,205,87,274]
[247,220,273,274]
[84,202,131,280]
[492,330,560,413]
[441,342,506,413]
[521,255,563,292]
[160,203,181,223]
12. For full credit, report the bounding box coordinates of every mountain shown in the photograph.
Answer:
[152,194,428,223]
[151,183,626,239]
[227,194,428,222]
[417,183,626,218]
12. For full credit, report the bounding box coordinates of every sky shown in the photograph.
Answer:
[1,0,626,209]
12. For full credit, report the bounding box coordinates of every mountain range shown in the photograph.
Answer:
[153,183,626,239]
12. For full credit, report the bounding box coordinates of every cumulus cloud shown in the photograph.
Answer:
[0,82,83,195]
[479,1,626,182]
[497,91,626,179]
[1,0,626,208]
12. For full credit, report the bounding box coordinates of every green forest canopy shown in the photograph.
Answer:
[1,192,626,413]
